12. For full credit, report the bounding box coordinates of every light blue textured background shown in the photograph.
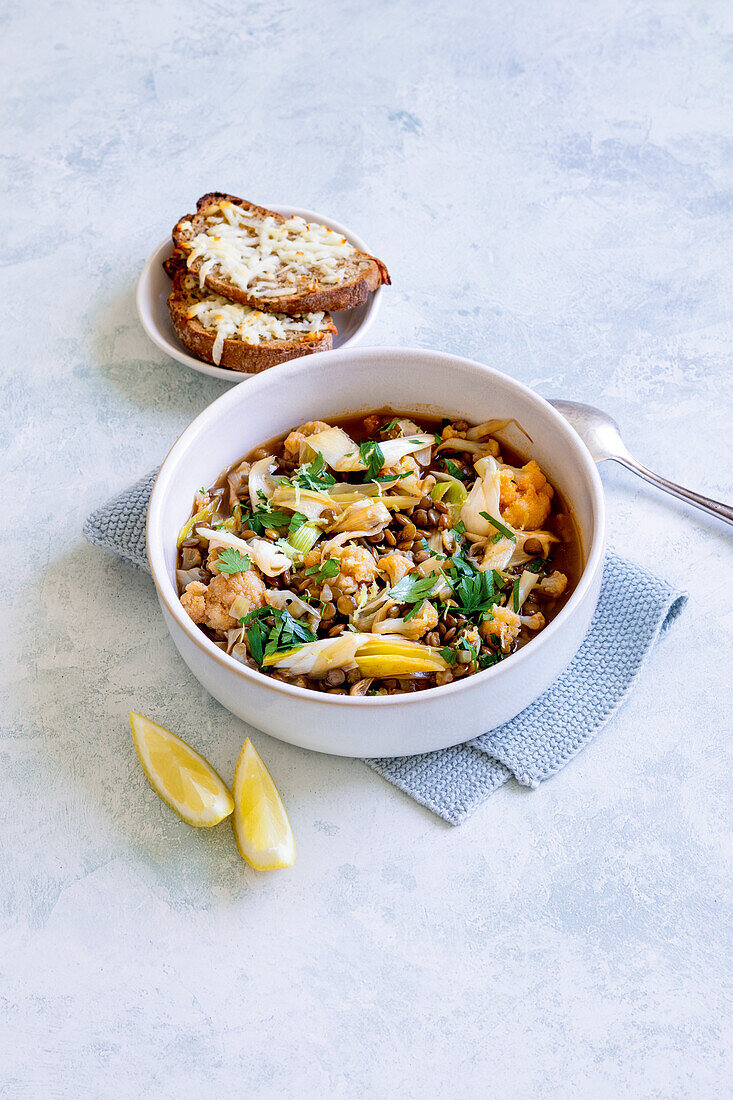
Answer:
[2,1,732,1096]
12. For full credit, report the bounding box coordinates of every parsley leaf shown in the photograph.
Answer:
[359,440,385,481]
[438,645,458,666]
[305,558,340,581]
[445,554,497,618]
[389,571,442,607]
[380,418,401,434]
[372,472,409,484]
[238,607,317,666]
[288,512,308,535]
[479,511,516,542]
[239,503,292,535]
[525,557,545,574]
[512,576,520,612]
[442,458,466,481]
[291,452,336,490]
[216,547,251,574]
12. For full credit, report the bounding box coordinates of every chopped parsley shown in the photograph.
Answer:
[290,452,336,491]
[240,507,292,535]
[288,511,308,535]
[450,519,466,540]
[512,577,520,611]
[305,558,340,581]
[479,649,505,670]
[372,472,408,484]
[359,440,385,481]
[442,458,466,481]
[389,571,443,607]
[238,606,317,666]
[445,553,498,619]
[525,556,545,574]
[458,638,479,664]
[437,646,458,666]
[480,511,516,542]
[380,418,401,434]
[215,547,251,574]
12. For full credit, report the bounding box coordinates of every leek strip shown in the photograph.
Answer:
[177,501,216,547]
[286,521,322,556]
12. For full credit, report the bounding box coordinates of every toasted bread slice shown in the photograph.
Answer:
[171,192,390,314]
[167,268,336,373]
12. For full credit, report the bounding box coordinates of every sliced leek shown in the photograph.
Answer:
[177,501,217,547]
[285,520,322,557]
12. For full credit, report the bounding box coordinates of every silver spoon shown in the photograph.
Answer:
[550,400,733,528]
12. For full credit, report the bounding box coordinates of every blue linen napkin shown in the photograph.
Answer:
[85,472,686,824]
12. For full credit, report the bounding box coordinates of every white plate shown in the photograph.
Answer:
[136,205,384,383]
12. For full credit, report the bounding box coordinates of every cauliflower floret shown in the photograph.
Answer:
[180,581,207,624]
[441,425,467,441]
[283,420,331,455]
[378,551,414,586]
[480,604,522,652]
[373,599,439,640]
[302,547,323,571]
[181,570,266,632]
[362,414,383,436]
[328,543,379,591]
[500,461,553,530]
[519,610,546,630]
[536,570,568,597]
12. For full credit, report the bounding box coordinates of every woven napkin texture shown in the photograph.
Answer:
[85,472,686,824]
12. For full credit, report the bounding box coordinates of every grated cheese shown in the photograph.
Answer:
[183,201,366,299]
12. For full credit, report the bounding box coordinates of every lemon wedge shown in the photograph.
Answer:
[232,738,296,869]
[130,712,234,827]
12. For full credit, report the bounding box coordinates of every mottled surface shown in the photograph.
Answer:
[2,0,732,1096]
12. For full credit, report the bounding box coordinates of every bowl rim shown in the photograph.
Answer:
[147,346,606,707]
[135,205,384,382]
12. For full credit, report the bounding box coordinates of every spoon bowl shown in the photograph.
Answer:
[550,400,733,527]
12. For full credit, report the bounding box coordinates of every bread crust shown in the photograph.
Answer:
[171,192,390,315]
[167,269,334,374]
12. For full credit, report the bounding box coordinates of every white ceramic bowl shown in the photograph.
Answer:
[136,206,385,383]
[147,347,605,757]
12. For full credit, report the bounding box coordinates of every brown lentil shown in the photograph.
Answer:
[414,509,429,527]
[384,529,397,546]
[336,595,356,616]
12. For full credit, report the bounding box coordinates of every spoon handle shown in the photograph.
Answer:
[614,455,733,527]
